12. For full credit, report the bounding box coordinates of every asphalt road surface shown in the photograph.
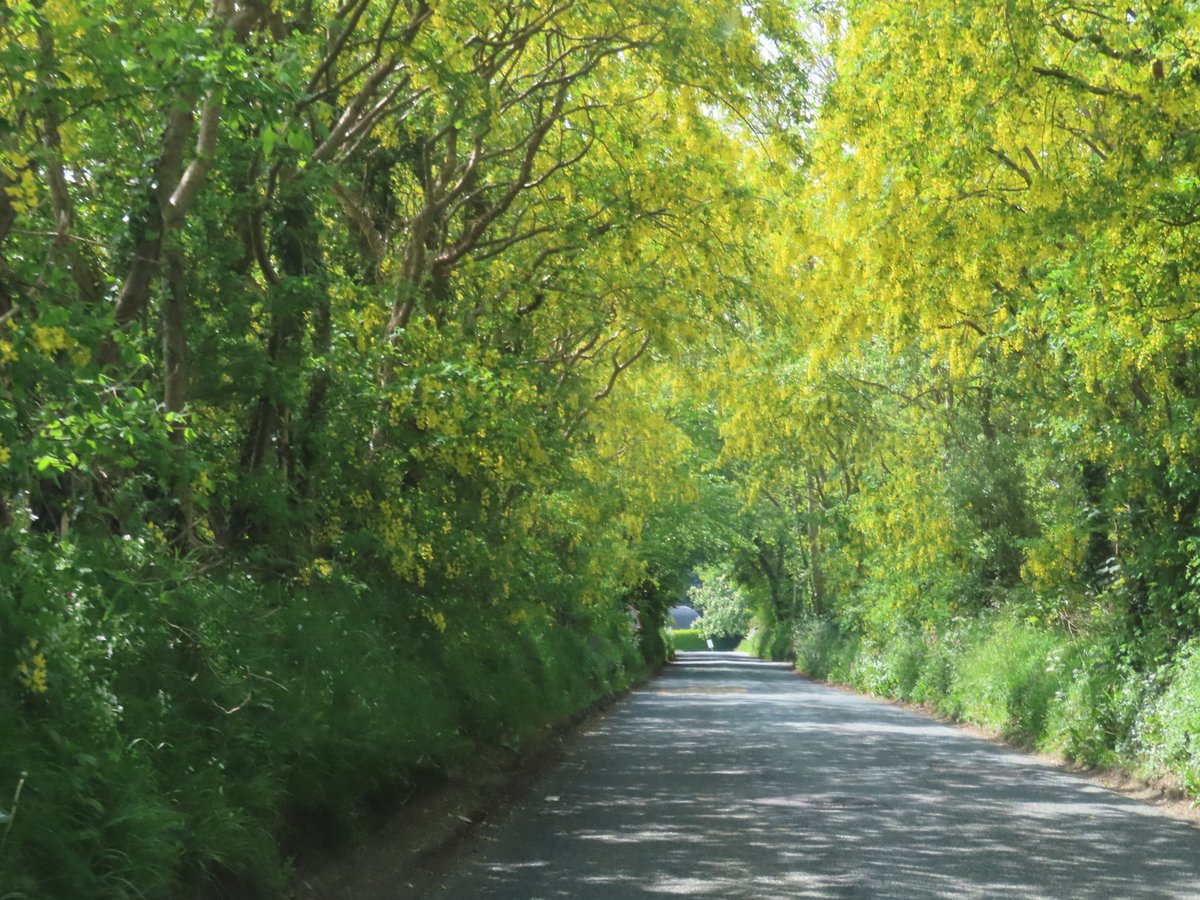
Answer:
[426,652,1200,898]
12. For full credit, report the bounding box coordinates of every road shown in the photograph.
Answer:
[425,652,1200,898]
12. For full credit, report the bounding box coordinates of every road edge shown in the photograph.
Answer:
[787,666,1200,829]
[289,675,648,900]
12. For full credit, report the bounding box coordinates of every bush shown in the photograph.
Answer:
[783,609,1200,790]
[1140,642,1200,791]
[846,627,927,699]
[748,621,795,661]
[1039,641,1160,765]
[911,618,986,716]
[688,572,749,643]
[792,618,857,679]
[790,614,1072,743]
[947,618,1067,743]
[0,536,646,899]
[670,628,709,651]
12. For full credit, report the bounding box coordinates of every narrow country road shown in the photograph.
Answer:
[425,652,1200,898]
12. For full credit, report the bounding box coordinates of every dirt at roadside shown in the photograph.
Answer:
[292,664,1200,899]
[795,669,1200,829]
[289,696,624,900]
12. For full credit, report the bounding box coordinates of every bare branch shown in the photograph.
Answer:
[305,0,373,94]
[331,181,385,260]
[593,334,650,402]
[1031,65,1137,99]
[987,146,1032,187]
[434,79,569,269]
[562,333,651,440]
[164,88,222,229]
[112,0,267,329]
[334,84,429,163]
[1046,17,1145,62]
[313,57,401,162]
[250,205,280,285]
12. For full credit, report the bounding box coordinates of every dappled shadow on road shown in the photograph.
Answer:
[430,652,1200,899]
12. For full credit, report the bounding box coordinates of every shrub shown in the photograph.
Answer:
[1139,642,1200,791]
[1040,641,1161,765]
[846,627,927,699]
[748,621,795,661]
[687,573,750,643]
[783,608,1200,787]
[0,536,645,899]
[792,618,858,680]
[901,618,989,716]
[670,628,709,651]
[947,617,1067,743]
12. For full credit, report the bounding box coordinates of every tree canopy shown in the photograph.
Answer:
[5,1,1200,896]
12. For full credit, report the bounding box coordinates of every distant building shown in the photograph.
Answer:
[669,604,700,630]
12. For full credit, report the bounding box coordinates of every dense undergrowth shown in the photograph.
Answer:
[714,4,1200,805]
[668,629,709,652]
[0,534,649,898]
[776,614,1200,791]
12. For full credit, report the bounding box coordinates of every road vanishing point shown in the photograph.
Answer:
[427,652,1200,899]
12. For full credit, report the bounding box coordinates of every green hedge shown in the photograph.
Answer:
[670,629,709,651]
[782,613,1200,790]
[0,539,647,899]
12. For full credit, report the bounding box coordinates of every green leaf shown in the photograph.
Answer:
[286,127,313,155]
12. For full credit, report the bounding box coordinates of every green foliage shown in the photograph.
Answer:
[1140,643,1200,792]
[13,0,1200,890]
[0,535,645,898]
[717,2,1200,799]
[847,628,928,701]
[669,629,709,652]
[746,619,797,663]
[0,0,812,893]
[945,619,1066,743]
[688,571,751,644]
[1043,647,1157,767]
[785,613,1180,770]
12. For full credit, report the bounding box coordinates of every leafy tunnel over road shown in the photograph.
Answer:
[427,652,1200,898]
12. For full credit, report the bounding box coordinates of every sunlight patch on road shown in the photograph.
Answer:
[781,720,954,737]
[648,875,729,894]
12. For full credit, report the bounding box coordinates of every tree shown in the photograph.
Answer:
[689,570,751,648]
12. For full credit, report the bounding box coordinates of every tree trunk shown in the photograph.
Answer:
[234,175,320,539]
[162,248,194,545]
[294,287,331,501]
[806,468,825,617]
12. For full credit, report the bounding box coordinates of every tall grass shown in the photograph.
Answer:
[1139,641,1200,792]
[785,613,1200,789]
[0,539,645,899]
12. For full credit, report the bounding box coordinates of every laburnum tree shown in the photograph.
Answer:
[0,0,807,616]
[715,2,1200,763]
[0,1,811,896]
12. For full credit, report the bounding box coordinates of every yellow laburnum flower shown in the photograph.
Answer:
[31,325,71,354]
[17,644,48,695]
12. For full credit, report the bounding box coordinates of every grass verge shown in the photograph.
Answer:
[782,614,1200,798]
